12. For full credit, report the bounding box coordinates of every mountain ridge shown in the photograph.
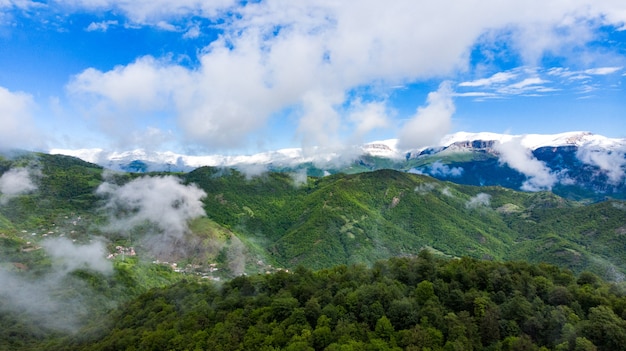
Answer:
[49,130,626,171]
[49,131,626,201]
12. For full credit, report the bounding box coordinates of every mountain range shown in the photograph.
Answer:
[2,148,626,280]
[2,137,626,349]
[52,131,626,201]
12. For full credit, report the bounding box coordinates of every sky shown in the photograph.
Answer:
[1,0,626,155]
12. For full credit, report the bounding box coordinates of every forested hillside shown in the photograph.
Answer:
[47,254,626,351]
[185,166,626,279]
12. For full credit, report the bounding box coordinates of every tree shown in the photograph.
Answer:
[375,316,395,342]
[581,306,626,351]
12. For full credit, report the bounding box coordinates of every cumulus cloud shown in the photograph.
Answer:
[96,175,207,257]
[495,138,558,191]
[415,182,436,195]
[397,82,455,150]
[42,237,113,275]
[347,99,391,144]
[183,22,201,39]
[227,235,246,276]
[459,71,518,87]
[0,167,38,205]
[86,20,118,32]
[62,0,236,24]
[428,161,464,178]
[466,193,491,209]
[0,269,84,333]
[0,238,112,333]
[67,56,185,112]
[235,163,270,180]
[0,0,43,11]
[0,167,37,195]
[576,147,626,184]
[97,175,206,236]
[0,87,39,150]
[290,168,308,187]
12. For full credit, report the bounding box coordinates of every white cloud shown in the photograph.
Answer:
[495,138,558,191]
[347,99,390,144]
[97,175,206,238]
[397,82,455,150]
[86,20,118,32]
[290,168,308,187]
[183,23,201,39]
[0,167,37,196]
[466,193,491,209]
[507,77,549,90]
[0,0,43,10]
[452,92,498,98]
[457,69,555,99]
[41,237,112,275]
[61,0,237,24]
[428,161,464,178]
[155,20,177,31]
[64,1,626,152]
[67,56,185,111]
[548,66,623,80]
[0,237,112,333]
[576,147,626,184]
[0,167,38,205]
[235,163,269,180]
[459,71,518,87]
[415,182,436,195]
[0,86,39,150]
[584,66,623,75]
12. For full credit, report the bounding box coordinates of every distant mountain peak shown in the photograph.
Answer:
[49,131,626,175]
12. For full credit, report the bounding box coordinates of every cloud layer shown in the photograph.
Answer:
[0,167,38,205]
[0,0,624,158]
[96,175,207,257]
[495,138,558,191]
[97,175,206,236]
[0,238,112,333]
[466,192,491,209]
[577,146,626,184]
[58,1,626,152]
[0,87,38,150]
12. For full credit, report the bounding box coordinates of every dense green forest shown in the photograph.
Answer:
[34,253,626,351]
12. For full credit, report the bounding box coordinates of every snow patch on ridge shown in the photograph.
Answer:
[440,131,625,150]
[50,131,626,172]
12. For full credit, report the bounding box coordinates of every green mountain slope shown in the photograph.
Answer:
[185,166,626,279]
[2,153,625,279]
[270,170,514,268]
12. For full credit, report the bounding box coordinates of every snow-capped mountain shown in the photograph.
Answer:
[50,131,626,200]
[439,131,624,150]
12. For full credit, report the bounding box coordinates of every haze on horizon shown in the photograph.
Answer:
[1,0,626,155]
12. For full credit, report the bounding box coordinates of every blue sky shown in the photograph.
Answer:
[1,1,626,155]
